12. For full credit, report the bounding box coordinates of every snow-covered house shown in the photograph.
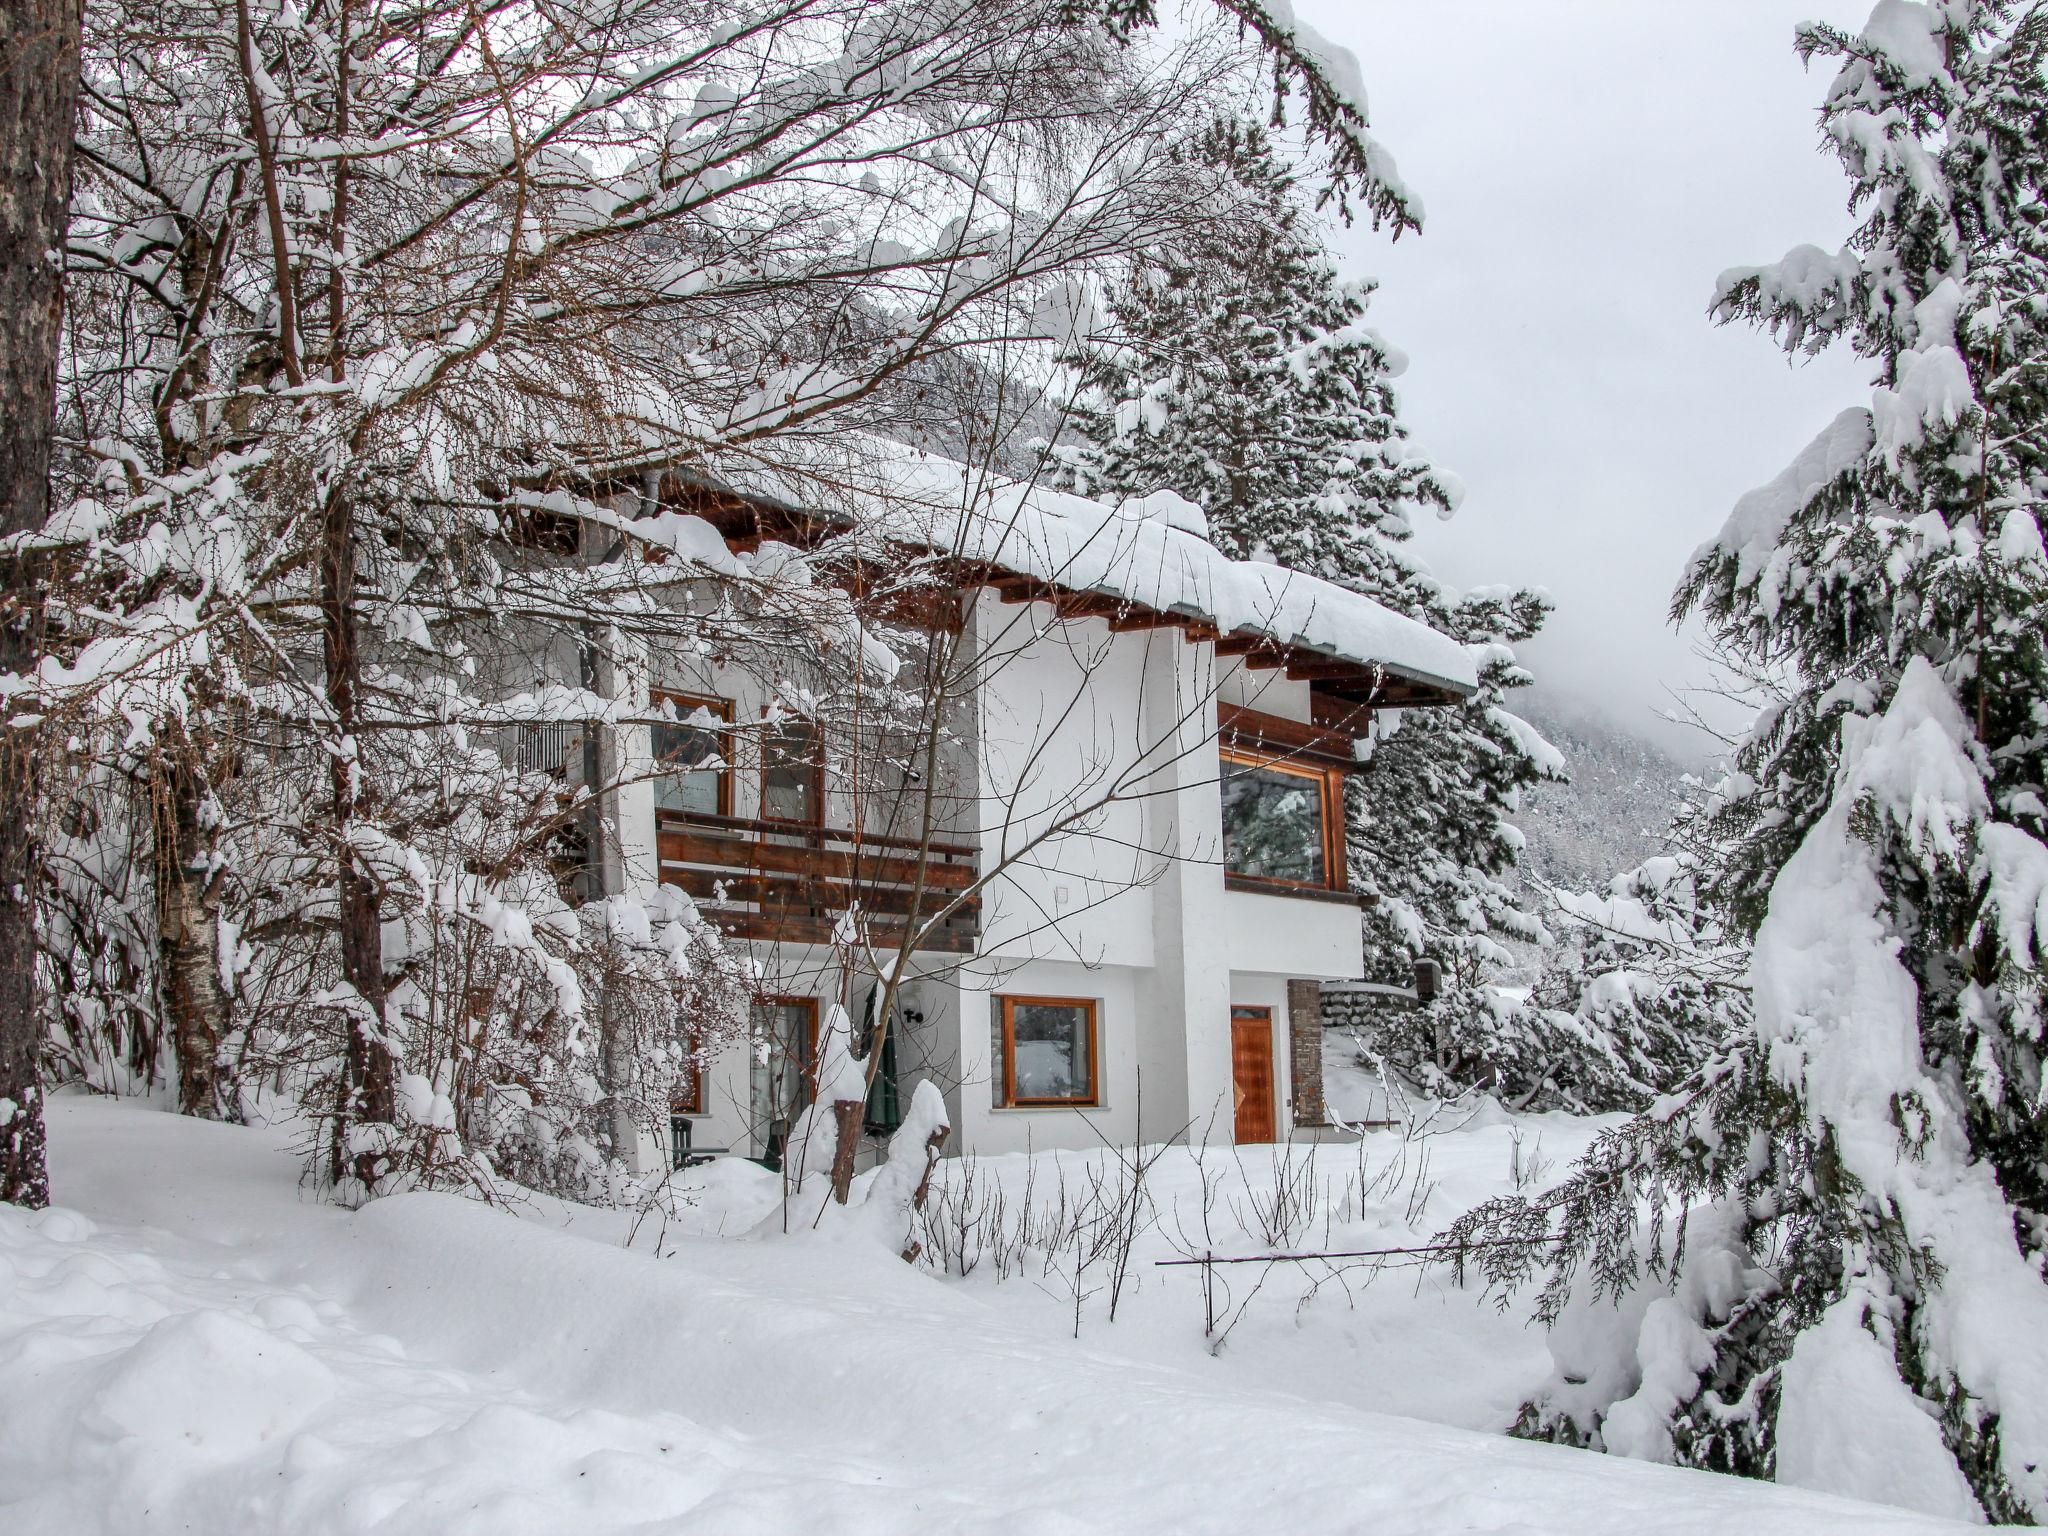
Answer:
[523,449,1475,1169]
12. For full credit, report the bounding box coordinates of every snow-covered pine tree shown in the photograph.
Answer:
[1058,119,1451,597]
[1521,857,1745,1111]
[1345,588,1566,1104]
[1445,4,2048,1518]
[1059,120,1562,1099]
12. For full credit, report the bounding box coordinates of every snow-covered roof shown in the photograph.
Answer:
[716,442,1478,702]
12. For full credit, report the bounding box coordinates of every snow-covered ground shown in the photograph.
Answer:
[1,1095,1980,1534]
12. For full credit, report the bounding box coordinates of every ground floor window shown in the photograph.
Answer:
[671,1036,703,1116]
[996,995,1099,1108]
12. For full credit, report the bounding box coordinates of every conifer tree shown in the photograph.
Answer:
[1520,857,1744,1110]
[1059,120,1561,1091]
[1447,5,2048,1517]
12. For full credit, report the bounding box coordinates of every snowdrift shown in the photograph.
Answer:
[0,1099,1982,1534]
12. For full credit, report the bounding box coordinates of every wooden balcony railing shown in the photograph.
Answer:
[655,810,980,954]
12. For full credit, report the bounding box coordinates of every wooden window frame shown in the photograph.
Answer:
[671,1035,704,1115]
[652,689,734,818]
[496,503,581,557]
[997,994,1101,1109]
[1218,745,1346,894]
[758,715,826,828]
[756,993,821,1094]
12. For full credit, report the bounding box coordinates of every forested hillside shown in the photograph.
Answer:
[1512,693,1696,895]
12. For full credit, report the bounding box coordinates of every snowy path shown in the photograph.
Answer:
[1,1100,1982,1534]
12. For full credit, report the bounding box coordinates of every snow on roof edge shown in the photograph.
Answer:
[711,440,1479,699]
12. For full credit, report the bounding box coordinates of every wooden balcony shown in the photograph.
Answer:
[655,810,980,954]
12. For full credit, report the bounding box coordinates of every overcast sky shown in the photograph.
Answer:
[1290,0,1875,755]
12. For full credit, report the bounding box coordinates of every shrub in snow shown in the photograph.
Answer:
[1447,6,2048,1517]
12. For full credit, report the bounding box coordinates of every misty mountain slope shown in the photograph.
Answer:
[1511,695,1698,896]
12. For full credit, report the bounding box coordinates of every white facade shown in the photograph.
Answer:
[616,586,1405,1170]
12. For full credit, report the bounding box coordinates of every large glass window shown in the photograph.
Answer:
[1219,750,1338,887]
[998,996,1098,1107]
[760,719,822,825]
[652,692,730,817]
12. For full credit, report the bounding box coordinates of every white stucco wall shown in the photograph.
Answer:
[969,591,1166,969]
[653,948,965,1171]
[949,959,1143,1155]
[1216,657,1314,724]
[1222,887,1365,983]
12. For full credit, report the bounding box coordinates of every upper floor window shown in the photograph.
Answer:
[652,692,731,817]
[761,718,823,825]
[1219,748,1342,889]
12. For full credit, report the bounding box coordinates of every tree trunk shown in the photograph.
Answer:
[322,480,395,1192]
[828,1099,862,1204]
[0,0,84,1208]
[151,726,233,1119]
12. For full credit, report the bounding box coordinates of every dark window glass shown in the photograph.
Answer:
[1220,755,1329,885]
[749,998,817,1167]
[1004,999,1095,1104]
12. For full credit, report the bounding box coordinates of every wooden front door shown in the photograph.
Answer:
[1231,1006,1276,1144]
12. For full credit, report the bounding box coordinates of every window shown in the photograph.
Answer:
[760,719,823,825]
[749,995,819,1167]
[997,996,1099,1108]
[671,1038,703,1116]
[1219,749,1342,889]
[652,692,731,817]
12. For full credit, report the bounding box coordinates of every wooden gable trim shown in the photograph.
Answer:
[1217,703,1361,771]
[1309,690,1379,734]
